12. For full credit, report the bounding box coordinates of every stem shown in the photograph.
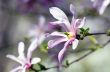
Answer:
[69,50,93,65]
[67,39,110,66]
[88,33,106,35]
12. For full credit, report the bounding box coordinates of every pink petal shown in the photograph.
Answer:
[72,39,79,50]
[48,37,68,48]
[71,19,80,32]
[58,40,71,62]
[72,17,86,30]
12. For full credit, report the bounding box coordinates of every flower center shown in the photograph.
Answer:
[25,63,31,69]
[64,32,74,39]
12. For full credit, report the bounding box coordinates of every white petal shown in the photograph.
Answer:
[49,21,64,25]
[91,0,95,2]
[48,31,67,37]
[28,26,38,37]
[49,7,68,21]
[27,39,38,60]
[70,4,76,16]
[72,39,79,50]
[31,57,41,64]
[6,55,23,64]
[78,17,86,28]
[49,7,71,30]
[38,34,45,45]
[38,16,45,27]
[18,42,25,60]
[22,67,26,72]
[99,0,110,15]
[10,66,22,72]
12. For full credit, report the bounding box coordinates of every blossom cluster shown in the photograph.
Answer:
[6,0,110,72]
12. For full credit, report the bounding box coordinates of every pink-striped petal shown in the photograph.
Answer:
[48,37,68,48]
[58,40,71,62]
[72,17,85,30]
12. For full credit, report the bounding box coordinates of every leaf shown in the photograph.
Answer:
[89,36,98,44]
[38,63,47,70]
[107,29,110,36]
[39,42,48,53]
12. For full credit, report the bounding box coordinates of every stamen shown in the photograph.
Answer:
[64,32,74,39]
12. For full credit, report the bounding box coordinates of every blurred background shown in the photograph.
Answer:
[0,0,110,72]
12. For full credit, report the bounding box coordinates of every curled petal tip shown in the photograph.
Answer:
[31,57,41,64]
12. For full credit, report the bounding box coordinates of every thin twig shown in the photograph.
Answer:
[31,39,110,72]
[67,39,110,66]
[69,50,93,65]
[88,33,106,35]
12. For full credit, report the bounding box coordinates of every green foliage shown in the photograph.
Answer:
[38,63,47,70]
[31,63,48,72]
[89,44,102,51]
[107,29,110,36]
[39,41,48,53]
[89,36,97,44]
[78,28,90,40]
[64,32,69,36]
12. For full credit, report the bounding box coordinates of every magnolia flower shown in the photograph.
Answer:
[91,0,110,15]
[6,39,41,72]
[48,4,86,62]
[28,16,46,45]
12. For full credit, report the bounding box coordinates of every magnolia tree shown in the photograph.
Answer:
[1,0,110,72]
